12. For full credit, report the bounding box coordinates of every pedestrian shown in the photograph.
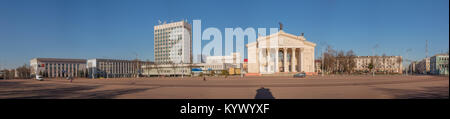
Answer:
[203,76,206,81]
[69,76,73,83]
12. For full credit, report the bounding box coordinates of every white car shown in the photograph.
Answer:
[36,75,44,81]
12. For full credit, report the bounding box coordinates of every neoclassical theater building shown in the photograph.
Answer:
[246,30,316,75]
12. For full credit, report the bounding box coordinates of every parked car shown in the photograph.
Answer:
[293,72,306,78]
[36,75,44,81]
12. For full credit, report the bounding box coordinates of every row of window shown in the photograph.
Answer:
[155,41,181,46]
[154,26,184,33]
[155,36,182,42]
[44,63,81,71]
[154,31,184,36]
[97,62,136,74]
[155,54,171,57]
[155,56,184,61]
[150,69,189,73]
[436,57,449,61]
[155,47,183,53]
[40,63,83,77]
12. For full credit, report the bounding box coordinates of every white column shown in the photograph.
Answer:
[266,48,271,73]
[75,64,78,77]
[283,48,288,72]
[126,62,129,74]
[292,48,296,72]
[275,48,279,72]
[120,62,123,77]
[57,64,60,78]
[259,48,263,73]
[300,48,304,72]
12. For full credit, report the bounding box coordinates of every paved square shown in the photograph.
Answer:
[0,75,448,99]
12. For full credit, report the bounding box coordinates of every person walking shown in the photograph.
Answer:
[68,76,73,83]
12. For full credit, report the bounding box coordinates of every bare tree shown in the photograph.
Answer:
[1,69,15,79]
[16,64,30,79]
[170,62,177,77]
[336,50,345,73]
[382,53,387,74]
[369,56,376,76]
[396,57,402,74]
[323,45,336,74]
[1,70,9,79]
[345,50,356,74]
[153,63,161,77]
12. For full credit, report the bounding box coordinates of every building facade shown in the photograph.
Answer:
[87,59,143,78]
[206,53,241,64]
[314,60,322,73]
[408,61,417,74]
[416,57,430,74]
[141,64,198,76]
[246,30,316,74]
[30,58,87,78]
[154,20,192,64]
[354,56,403,73]
[430,54,449,75]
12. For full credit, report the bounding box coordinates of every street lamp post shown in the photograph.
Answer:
[405,49,410,76]
[322,46,325,77]
[372,48,375,77]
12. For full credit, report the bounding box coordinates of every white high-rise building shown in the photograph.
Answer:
[154,20,192,64]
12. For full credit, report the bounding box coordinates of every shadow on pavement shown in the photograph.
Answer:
[0,81,156,99]
[254,87,275,99]
[375,85,449,99]
[73,88,151,99]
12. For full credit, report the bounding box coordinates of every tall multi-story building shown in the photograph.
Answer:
[354,56,403,73]
[30,58,87,78]
[408,61,417,74]
[154,20,192,64]
[430,53,449,75]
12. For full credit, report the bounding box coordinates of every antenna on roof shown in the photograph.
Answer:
[158,20,162,25]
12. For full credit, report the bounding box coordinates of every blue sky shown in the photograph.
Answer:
[0,0,448,69]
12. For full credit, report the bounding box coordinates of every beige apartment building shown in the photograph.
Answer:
[354,56,403,73]
[408,61,417,74]
[154,20,192,64]
[30,58,87,78]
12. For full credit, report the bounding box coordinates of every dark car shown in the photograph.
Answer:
[293,72,306,78]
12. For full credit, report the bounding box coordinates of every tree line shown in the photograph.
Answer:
[0,64,31,79]
[322,46,357,74]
